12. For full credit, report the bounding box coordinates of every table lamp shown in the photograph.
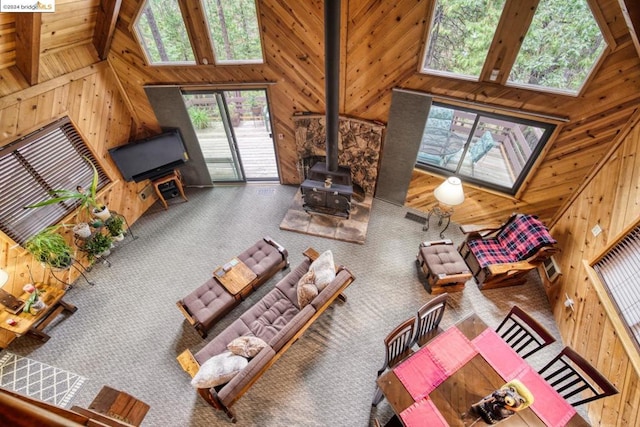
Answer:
[434,176,465,210]
[423,176,465,238]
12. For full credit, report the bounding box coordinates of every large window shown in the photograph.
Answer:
[593,222,640,353]
[421,0,607,95]
[416,102,555,194]
[134,0,196,64]
[0,117,110,244]
[133,0,263,65]
[423,0,506,79]
[203,0,264,64]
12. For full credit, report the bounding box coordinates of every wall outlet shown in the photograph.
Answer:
[591,223,602,237]
[139,184,153,201]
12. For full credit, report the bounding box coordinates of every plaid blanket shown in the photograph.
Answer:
[468,214,556,268]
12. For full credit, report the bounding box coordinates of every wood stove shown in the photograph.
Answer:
[300,0,353,218]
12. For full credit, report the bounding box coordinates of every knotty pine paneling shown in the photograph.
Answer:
[546,111,640,427]
[0,62,147,337]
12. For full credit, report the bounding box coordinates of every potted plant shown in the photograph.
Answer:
[73,222,91,238]
[84,232,113,261]
[25,226,74,270]
[22,284,46,314]
[24,156,110,221]
[105,215,125,241]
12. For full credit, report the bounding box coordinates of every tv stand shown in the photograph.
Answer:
[152,169,188,210]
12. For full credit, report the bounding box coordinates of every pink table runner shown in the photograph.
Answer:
[472,328,577,427]
[400,397,448,427]
[394,326,477,401]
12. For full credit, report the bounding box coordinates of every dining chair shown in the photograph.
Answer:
[538,346,618,406]
[495,305,556,359]
[372,317,416,406]
[412,293,448,348]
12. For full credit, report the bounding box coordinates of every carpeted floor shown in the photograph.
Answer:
[3,184,567,426]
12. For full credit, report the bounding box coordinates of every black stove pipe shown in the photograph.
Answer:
[324,0,340,173]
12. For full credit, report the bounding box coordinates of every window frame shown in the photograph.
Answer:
[0,117,111,245]
[415,100,557,196]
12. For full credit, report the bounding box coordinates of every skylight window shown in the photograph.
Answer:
[422,0,506,79]
[507,0,606,93]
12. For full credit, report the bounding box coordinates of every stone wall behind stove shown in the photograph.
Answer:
[293,114,385,195]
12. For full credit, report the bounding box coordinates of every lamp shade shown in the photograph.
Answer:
[434,176,465,206]
[0,268,8,287]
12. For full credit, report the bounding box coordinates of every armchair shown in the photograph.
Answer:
[458,213,559,290]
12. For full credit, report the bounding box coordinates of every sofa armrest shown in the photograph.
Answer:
[217,345,276,407]
[485,262,537,277]
[264,235,288,261]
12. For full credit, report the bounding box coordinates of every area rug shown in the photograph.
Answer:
[279,191,373,244]
[0,352,86,408]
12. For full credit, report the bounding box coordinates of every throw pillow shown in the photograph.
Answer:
[297,270,318,308]
[309,250,336,291]
[227,336,268,358]
[190,351,248,389]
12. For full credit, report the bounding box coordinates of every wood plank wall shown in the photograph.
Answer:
[0,56,148,346]
[545,109,640,426]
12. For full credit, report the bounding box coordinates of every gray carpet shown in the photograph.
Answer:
[4,184,566,426]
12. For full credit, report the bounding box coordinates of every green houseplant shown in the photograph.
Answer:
[105,215,125,241]
[25,226,74,270]
[84,232,113,261]
[24,156,110,221]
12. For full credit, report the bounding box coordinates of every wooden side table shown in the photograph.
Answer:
[87,386,150,426]
[213,258,258,300]
[152,169,188,210]
[0,282,77,348]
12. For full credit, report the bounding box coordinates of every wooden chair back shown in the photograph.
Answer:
[382,317,416,373]
[496,305,556,359]
[538,346,618,406]
[413,293,448,347]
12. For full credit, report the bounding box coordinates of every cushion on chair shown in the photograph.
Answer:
[420,244,470,276]
[193,318,253,365]
[190,351,248,388]
[238,239,283,278]
[468,215,556,268]
[181,278,236,328]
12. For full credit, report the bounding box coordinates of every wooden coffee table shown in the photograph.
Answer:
[213,258,258,299]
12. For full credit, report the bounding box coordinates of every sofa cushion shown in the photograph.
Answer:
[276,258,312,308]
[240,288,300,343]
[268,305,316,352]
[191,351,248,389]
[181,278,236,329]
[227,336,268,359]
[238,239,282,278]
[194,318,253,365]
[309,250,336,291]
[311,268,350,310]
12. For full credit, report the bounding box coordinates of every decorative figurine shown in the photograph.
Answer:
[471,380,534,424]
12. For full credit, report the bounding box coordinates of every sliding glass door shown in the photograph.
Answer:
[182,89,278,182]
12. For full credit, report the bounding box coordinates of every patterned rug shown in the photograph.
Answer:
[0,352,86,408]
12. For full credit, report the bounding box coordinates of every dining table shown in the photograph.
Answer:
[376,313,590,426]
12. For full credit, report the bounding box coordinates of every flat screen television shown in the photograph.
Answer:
[109,129,189,182]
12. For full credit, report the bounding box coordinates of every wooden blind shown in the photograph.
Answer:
[594,224,640,350]
[0,117,110,244]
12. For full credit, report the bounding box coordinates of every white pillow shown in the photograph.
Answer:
[227,336,268,358]
[190,351,248,388]
[310,250,336,291]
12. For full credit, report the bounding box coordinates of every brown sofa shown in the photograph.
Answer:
[177,248,355,422]
[176,237,288,338]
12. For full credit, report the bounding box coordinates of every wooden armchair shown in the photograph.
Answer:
[458,213,559,290]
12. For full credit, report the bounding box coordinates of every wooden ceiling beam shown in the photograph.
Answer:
[618,0,640,57]
[93,0,122,60]
[15,13,41,86]
[178,0,215,65]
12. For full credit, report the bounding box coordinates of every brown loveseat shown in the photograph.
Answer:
[177,248,355,422]
[176,236,288,338]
